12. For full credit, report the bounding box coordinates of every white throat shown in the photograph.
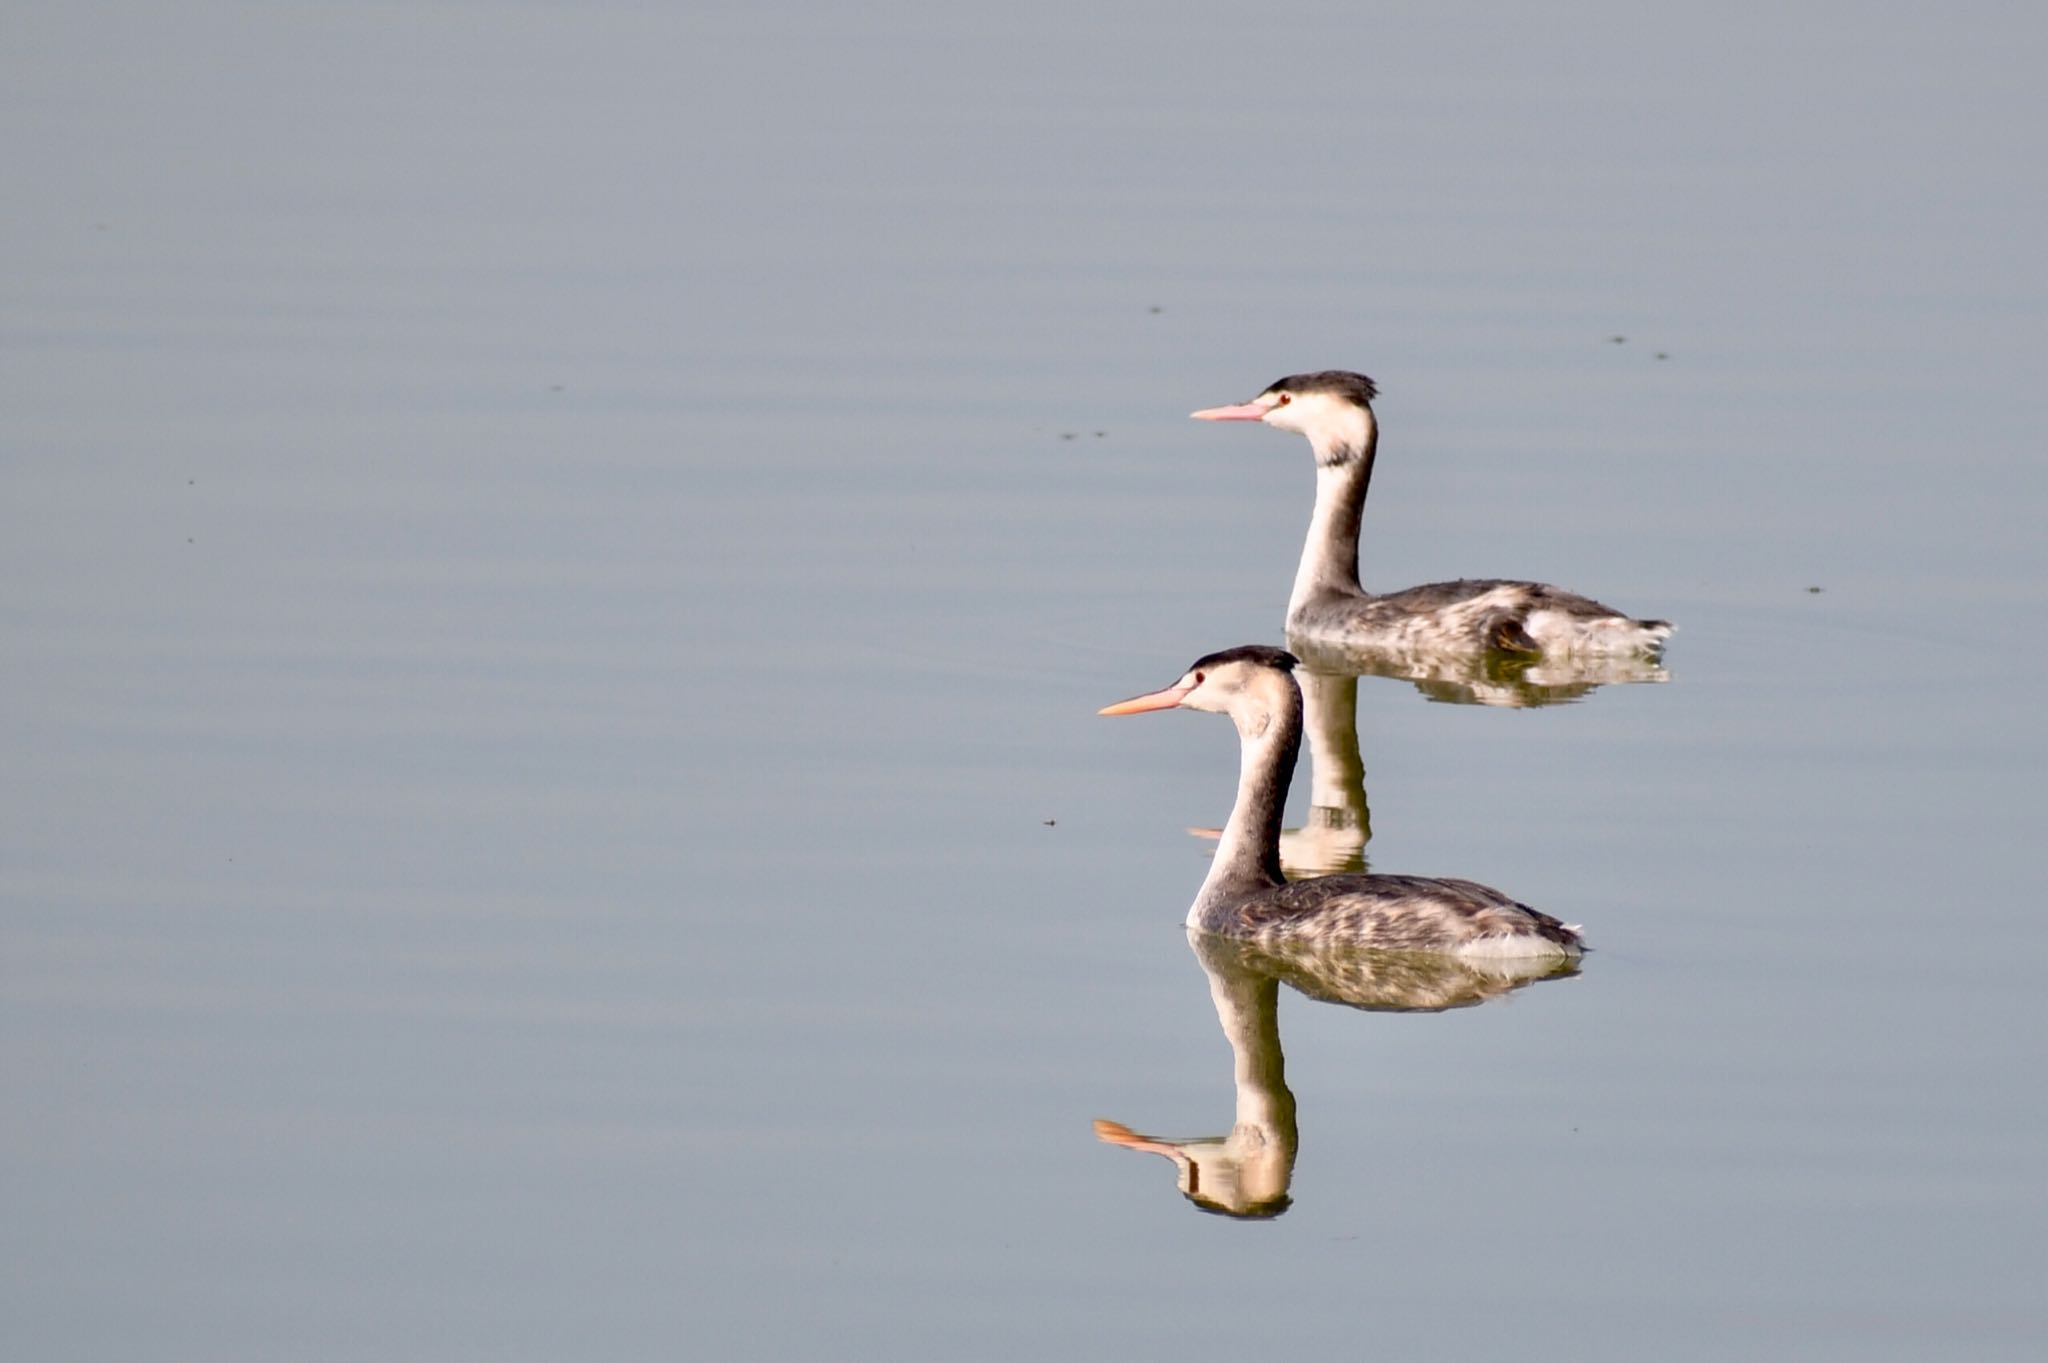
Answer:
[1286,408,1378,617]
[1188,673,1302,924]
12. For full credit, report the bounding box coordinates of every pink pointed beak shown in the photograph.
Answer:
[1098,683,1193,716]
[1190,402,1270,421]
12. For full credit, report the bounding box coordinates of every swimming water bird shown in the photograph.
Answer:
[1101,645,1583,957]
[1192,371,1672,657]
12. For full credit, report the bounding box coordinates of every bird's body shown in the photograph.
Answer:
[1292,577,1667,658]
[1204,870,1582,955]
[1192,371,1670,658]
[1102,645,1582,957]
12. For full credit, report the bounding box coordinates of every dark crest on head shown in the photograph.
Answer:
[1189,644,1300,674]
[1262,370,1379,407]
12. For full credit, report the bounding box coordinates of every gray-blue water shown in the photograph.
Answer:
[6,3,2046,1359]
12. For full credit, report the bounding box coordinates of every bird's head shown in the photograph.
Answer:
[1099,645,1300,728]
[1191,370,1379,465]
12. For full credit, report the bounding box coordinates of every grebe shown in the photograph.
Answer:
[1101,645,1582,957]
[1192,371,1672,657]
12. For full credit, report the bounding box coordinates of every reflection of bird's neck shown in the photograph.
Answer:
[1194,675,1303,918]
[1298,669,1372,864]
[1179,933,1299,1216]
[1207,952,1296,1157]
[1288,412,1378,620]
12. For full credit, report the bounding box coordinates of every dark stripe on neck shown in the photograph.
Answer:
[1219,685,1302,889]
[1316,438,1369,470]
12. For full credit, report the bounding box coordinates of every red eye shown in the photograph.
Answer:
[1275,393,1292,406]
[1194,671,1206,684]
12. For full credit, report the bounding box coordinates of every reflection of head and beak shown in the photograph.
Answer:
[1096,933,1298,1220]
[1096,930,1577,1218]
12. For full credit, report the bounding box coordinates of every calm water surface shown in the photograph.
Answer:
[6,3,2046,1360]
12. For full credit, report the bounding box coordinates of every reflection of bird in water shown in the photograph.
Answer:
[1192,370,1672,660]
[1187,659,1653,879]
[1095,929,1576,1218]
[1289,635,1668,710]
[1189,667,1372,876]
[1103,646,1583,956]
[1094,935,1296,1220]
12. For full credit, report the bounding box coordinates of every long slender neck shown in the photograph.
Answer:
[1287,413,1378,616]
[1198,677,1302,901]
